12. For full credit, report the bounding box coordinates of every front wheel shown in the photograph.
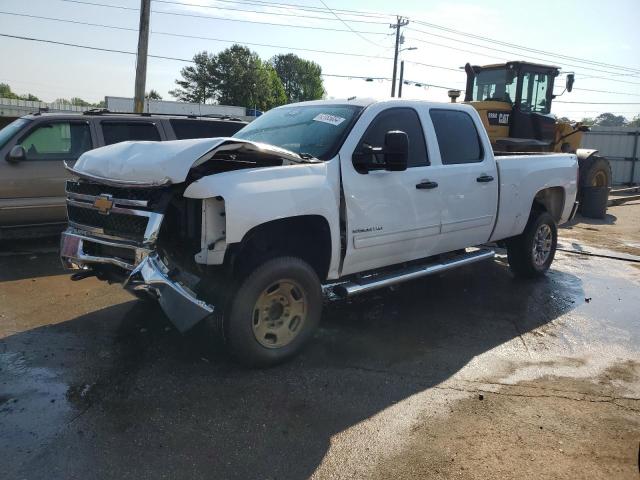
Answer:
[224,256,323,367]
[506,211,558,278]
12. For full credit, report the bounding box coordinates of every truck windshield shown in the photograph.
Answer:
[472,68,517,104]
[0,118,31,150]
[233,104,363,160]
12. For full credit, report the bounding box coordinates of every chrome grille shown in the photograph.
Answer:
[67,205,149,242]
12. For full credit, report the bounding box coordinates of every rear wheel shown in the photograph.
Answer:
[506,210,557,278]
[224,256,322,367]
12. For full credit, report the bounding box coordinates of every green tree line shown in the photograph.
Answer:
[170,45,325,110]
[558,112,640,127]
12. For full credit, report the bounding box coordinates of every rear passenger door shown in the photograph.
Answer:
[428,109,499,252]
[98,120,163,146]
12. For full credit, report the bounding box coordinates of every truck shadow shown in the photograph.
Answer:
[1,258,585,479]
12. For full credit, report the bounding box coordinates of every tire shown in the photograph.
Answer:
[578,155,611,216]
[579,155,611,189]
[224,256,322,367]
[506,210,557,278]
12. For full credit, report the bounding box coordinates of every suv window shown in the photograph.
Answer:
[430,110,483,165]
[356,108,428,169]
[170,119,245,139]
[101,122,161,145]
[19,122,92,160]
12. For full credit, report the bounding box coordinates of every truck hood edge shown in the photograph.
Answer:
[70,137,305,185]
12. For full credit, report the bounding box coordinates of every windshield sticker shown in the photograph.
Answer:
[313,113,346,126]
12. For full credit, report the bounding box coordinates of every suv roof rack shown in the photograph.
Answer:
[81,109,245,121]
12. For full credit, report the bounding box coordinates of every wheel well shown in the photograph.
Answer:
[532,187,565,222]
[227,215,332,281]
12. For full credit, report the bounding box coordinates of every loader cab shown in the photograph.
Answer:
[464,61,560,151]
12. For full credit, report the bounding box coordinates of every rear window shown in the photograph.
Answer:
[170,119,245,139]
[101,122,161,146]
[429,109,483,165]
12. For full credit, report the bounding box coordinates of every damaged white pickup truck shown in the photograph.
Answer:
[61,99,579,366]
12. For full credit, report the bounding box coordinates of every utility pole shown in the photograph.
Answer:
[398,60,405,98]
[134,0,151,114]
[390,16,409,98]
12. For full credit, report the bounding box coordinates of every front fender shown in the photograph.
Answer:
[576,148,599,161]
[183,161,342,278]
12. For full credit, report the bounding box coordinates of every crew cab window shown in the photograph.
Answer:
[101,122,161,145]
[357,108,428,168]
[19,122,92,160]
[169,119,245,139]
[430,110,483,165]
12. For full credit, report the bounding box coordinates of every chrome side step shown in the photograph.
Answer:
[332,248,495,298]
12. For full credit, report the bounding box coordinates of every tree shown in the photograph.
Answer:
[271,53,325,103]
[70,97,92,107]
[146,89,163,100]
[628,114,640,127]
[169,51,218,103]
[593,112,628,127]
[215,45,286,111]
[579,117,595,126]
[0,83,40,101]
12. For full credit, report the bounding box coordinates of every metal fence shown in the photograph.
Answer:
[580,126,640,185]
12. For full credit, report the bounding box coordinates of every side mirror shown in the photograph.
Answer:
[6,145,26,163]
[566,73,575,93]
[383,130,408,171]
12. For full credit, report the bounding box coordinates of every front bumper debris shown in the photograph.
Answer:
[61,231,214,332]
[126,254,214,332]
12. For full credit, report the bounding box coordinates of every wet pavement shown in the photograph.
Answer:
[1,211,639,479]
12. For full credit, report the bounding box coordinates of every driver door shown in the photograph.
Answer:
[339,106,442,276]
[0,119,95,226]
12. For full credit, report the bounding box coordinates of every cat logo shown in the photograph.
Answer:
[93,194,114,215]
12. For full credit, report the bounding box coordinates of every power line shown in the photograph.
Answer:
[410,20,640,74]
[0,11,139,32]
[152,0,391,25]
[407,27,640,78]
[0,11,398,61]
[151,30,394,59]
[0,33,195,63]
[0,9,390,36]
[404,60,462,74]
[228,0,391,19]
[322,73,461,91]
[316,0,389,48]
[572,87,640,97]
[58,0,388,25]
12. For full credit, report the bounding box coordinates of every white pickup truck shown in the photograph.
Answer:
[61,98,579,366]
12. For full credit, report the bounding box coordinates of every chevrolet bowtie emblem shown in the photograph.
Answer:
[93,194,114,214]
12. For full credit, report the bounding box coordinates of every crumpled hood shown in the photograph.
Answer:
[71,137,303,185]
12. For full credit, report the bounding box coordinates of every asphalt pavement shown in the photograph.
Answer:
[1,207,639,479]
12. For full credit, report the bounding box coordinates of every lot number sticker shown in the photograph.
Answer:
[313,113,346,126]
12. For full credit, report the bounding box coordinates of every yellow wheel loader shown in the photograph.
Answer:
[454,61,611,217]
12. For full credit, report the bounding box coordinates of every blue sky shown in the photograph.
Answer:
[1,0,639,120]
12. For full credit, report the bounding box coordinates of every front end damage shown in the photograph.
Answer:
[60,138,306,332]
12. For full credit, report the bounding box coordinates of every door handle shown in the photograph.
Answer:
[416,180,438,190]
[476,175,494,183]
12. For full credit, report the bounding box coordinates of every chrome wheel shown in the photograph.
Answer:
[252,279,307,349]
[532,224,553,267]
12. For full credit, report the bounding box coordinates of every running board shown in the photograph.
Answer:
[332,248,495,298]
